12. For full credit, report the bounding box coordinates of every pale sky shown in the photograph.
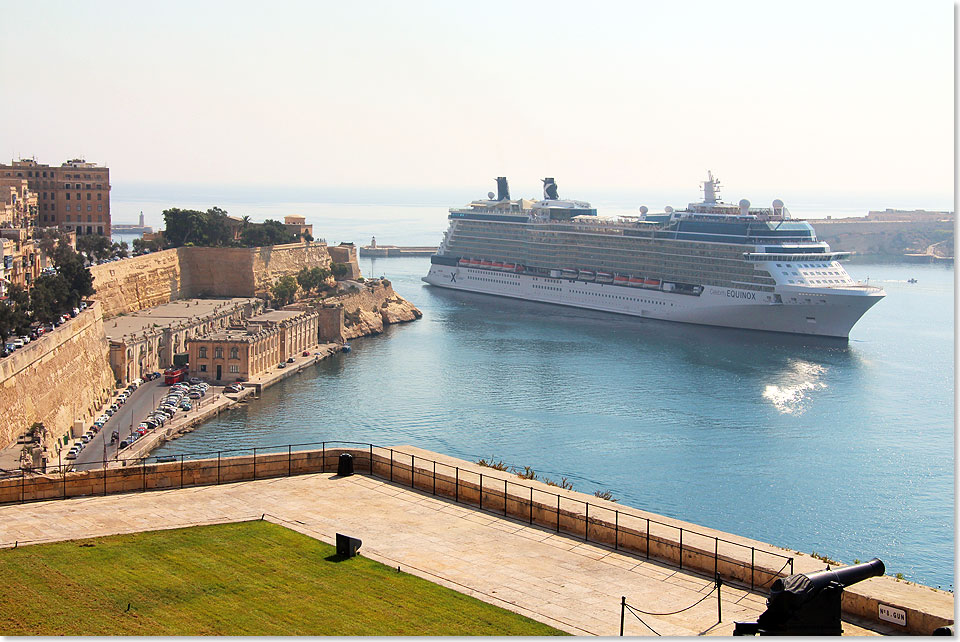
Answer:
[0,0,953,201]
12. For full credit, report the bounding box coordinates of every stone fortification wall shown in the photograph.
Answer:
[249,242,335,298]
[810,219,954,256]
[90,242,340,317]
[88,249,182,318]
[331,280,422,339]
[0,302,115,450]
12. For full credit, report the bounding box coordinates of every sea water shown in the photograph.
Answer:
[152,247,955,589]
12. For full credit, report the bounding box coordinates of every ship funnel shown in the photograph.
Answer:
[496,177,511,201]
[639,205,648,216]
[739,199,750,216]
[772,198,785,216]
[543,177,559,200]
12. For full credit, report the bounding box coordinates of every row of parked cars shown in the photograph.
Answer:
[64,378,143,460]
[2,303,87,359]
[118,380,210,450]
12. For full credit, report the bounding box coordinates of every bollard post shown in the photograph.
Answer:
[556,494,560,532]
[789,557,794,575]
[715,538,719,577]
[679,528,684,569]
[716,575,722,623]
[620,596,626,636]
[646,518,650,559]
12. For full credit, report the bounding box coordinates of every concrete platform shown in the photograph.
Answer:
[0,472,881,636]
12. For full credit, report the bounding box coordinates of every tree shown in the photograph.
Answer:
[132,237,163,255]
[30,274,72,323]
[51,244,94,307]
[240,219,295,247]
[330,262,349,280]
[270,275,299,306]
[295,266,329,295]
[76,235,112,263]
[111,241,129,259]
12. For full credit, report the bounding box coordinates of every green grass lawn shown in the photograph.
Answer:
[0,520,565,636]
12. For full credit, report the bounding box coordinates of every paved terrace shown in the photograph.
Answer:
[0,469,892,636]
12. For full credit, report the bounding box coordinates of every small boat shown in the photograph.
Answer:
[643,278,661,289]
[596,272,613,284]
[469,258,481,266]
[342,343,352,353]
[613,274,629,286]
[561,269,578,279]
[503,263,516,271]
[578,270,596,282]
[628,277,644,288]
[492,261,505,270]
[480,260,494,268]
[458,258,471,266]
[908,278,918,284]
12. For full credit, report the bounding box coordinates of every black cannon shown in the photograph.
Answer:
[734,557,885,636]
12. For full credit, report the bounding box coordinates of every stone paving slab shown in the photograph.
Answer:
[0,472,880,636]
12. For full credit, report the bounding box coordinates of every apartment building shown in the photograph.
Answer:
[0,158,111,236]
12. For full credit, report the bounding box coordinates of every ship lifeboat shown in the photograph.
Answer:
[643,278,661,289]
[596,272,613,284]
[469,258,481,266]
[561,269,578,279]
[492,261,505,270]
[628,277,644,288]
[503,263,516,271]
[480,260,494,268]
[578,270,596,282]
[458,258,471,267]
[613,274,629,286]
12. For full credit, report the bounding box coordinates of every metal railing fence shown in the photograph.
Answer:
[1,440,793,591]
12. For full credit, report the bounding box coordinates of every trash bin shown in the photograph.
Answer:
[336,533,362,557]
[337,452,354,476]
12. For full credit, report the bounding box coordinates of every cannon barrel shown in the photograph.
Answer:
[771,558,885,594]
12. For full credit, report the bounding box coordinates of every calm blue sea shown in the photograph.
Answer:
[150,228,955,589]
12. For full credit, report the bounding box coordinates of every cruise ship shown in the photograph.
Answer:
[422,174,885,338]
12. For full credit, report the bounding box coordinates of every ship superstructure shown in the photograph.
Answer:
[422,174,884,338]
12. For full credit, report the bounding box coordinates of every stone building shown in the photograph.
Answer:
[187,307,320,383]
[105,297,262,384]
[283,215,313,240]
[0,158,111,237]
[0,228,42,295]
[0,177,37,228]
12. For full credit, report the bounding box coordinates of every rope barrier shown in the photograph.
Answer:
[624,603,661,636]
[756,557,794,589]
[623,583,717,617]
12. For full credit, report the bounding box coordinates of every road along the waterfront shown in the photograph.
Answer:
[71,380,221,471]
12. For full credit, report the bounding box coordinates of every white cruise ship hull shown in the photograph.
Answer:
[423,265,883,339]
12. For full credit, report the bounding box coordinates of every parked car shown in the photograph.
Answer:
[188,391,202,399]
[277,362,286,369]
[287,357,295,363]
[179,401,193,411]
[302,350,310,357]
[118,439,130,449]
[65,450,78,460]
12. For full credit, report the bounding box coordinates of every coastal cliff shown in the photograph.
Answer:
[330,280,422,339]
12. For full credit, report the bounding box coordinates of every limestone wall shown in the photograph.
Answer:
[331,280,422,339]
[90,242,341,317]
[88,249,182,318]
[0,302,115,450]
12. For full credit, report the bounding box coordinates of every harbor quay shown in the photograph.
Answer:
[0,445,951,635]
